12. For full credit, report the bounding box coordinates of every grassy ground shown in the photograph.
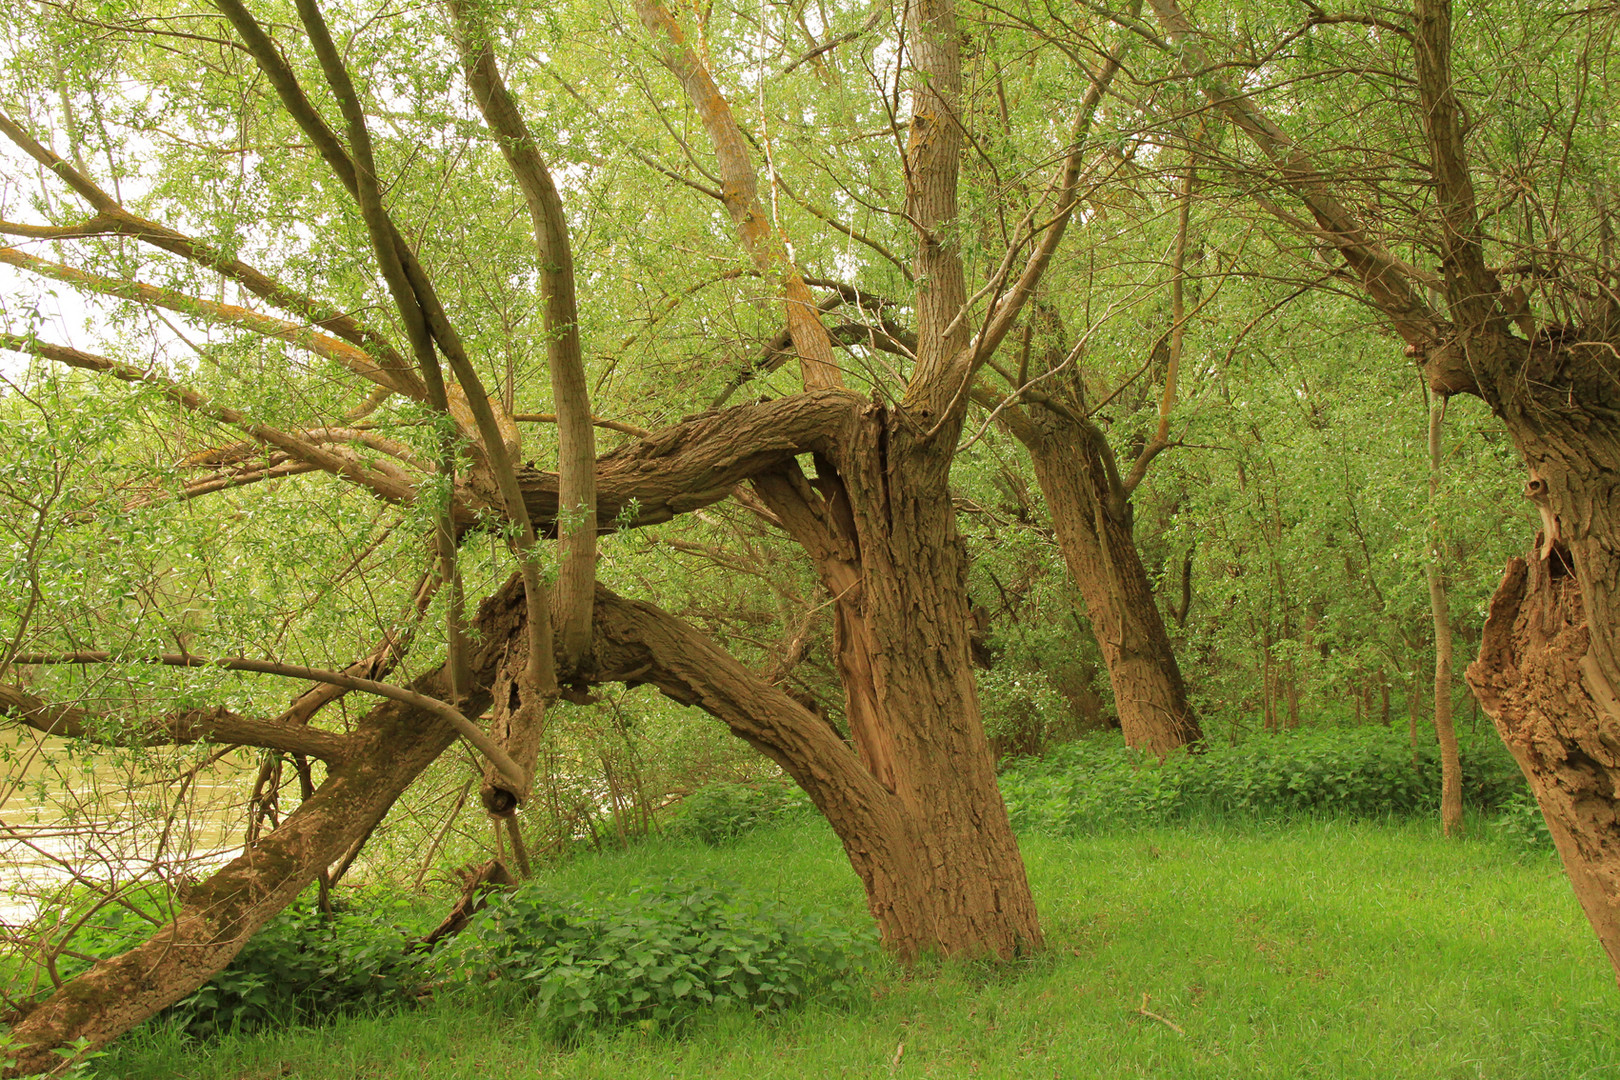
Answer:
[102,815,1617,1080]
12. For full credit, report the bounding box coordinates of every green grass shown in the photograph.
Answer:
[102,815,1618,1079]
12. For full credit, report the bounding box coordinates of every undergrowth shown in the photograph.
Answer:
[998,726,1535,837]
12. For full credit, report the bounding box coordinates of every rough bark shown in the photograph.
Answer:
[515,390,860,533]
[1462,325,1620,978]
[591,464,1043,960]
[1468,551,1620,976]
[993,397,1201,756]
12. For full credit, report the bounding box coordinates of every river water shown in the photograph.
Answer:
[1,735,257,926]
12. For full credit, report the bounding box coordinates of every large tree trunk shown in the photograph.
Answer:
[1462,329,1620,978]
[591,563,1041,959]
[1020,411,1202,757]
[745,406,1044,957]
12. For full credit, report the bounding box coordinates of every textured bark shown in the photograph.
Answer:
[591,440,1044,960]
[1015,410,1202,756]
[450,0,597,672]
[1468,553,1620,975]
[1462,322,1620,979]
[516,390,860,533]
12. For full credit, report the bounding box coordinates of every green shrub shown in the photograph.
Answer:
[1489,792,1556,851]
[9,887,430,1040]
[663,781,811,846]
[165,892,429,1037]
[435,880,875,1036]
[999,727,1530,835]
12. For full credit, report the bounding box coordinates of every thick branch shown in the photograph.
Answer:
[449,0,597,674]
[586,585,901,836]
[518,389,861,532]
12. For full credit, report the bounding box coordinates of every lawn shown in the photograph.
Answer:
[102,815,1617,1080]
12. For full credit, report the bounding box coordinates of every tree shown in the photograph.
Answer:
[0,0,1200,1065]
[1141,0,1620,976]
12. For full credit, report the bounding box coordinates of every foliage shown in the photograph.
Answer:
[1489,792,1557,852]
[165,893,431,1037]
[433,880,875,1037]
[0,1031,105,1080]
[100,819,1610,1080]
[661,782,813,847]
[1000,728,1527,835]
[9,888,432,1039]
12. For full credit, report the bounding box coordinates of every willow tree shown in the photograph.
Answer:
[0,0,1230,1063]
[1135,0,1620,977]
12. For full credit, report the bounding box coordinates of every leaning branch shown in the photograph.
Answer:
[633,0,843,391]
[963,7,1136,379]
[518,389,862,533]
[11,651,527,794]
[0,683,354,761]
[0,247,402,392]
[1145,0,1441,345]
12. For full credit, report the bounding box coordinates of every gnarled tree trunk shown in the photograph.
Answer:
[1463,331,1620,978]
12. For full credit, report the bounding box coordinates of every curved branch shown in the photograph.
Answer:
[449,0,597,673]
[518,389,862,533]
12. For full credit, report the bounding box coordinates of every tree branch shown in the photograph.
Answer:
[0,333,424,506]
[0,684,354,761]
[0,108,426,401]
[10,651,527,794]
[633,0,843,390]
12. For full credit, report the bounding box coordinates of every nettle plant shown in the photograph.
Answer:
[434,881,875,1035]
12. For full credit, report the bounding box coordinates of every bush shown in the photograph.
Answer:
[8,887,431,1040]
[999,726,1530,835]
[164,891,430,1037]
[435,880,875,1036]
[663,781,811,845]
[1489,792,1556,851]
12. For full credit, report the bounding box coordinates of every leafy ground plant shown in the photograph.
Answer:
[999,727,1526,834]
[661,782,813,846]
[434,880,875,1036]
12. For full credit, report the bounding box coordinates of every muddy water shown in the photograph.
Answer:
[1,736,259,926]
